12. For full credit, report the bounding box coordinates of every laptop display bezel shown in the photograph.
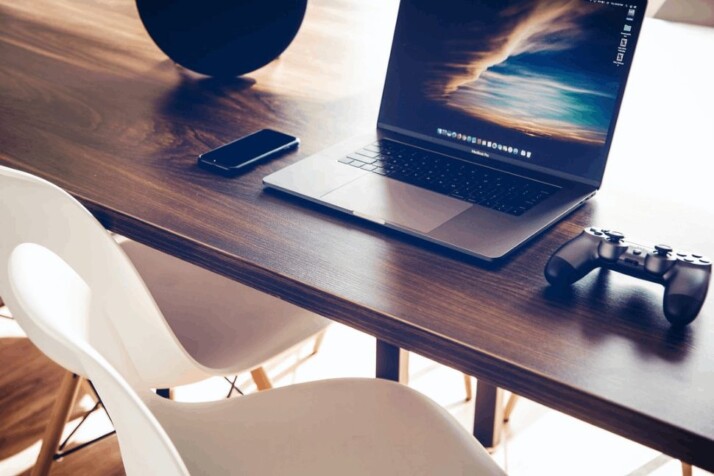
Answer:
[376,0,648,188]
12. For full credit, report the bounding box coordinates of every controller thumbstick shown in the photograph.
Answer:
[655,244,672,256]
[604,231,625,242]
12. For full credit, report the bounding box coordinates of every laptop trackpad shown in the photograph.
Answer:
[320,174,471,233]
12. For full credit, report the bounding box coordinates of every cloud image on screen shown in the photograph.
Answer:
[420,0,618,145]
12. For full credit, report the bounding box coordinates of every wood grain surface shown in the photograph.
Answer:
[1,0,713,470]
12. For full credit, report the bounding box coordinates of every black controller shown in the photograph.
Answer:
[545,227,711,326]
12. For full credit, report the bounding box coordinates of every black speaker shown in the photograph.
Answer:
[136,0,308,77]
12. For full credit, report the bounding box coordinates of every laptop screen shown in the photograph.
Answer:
[378,0,646,186]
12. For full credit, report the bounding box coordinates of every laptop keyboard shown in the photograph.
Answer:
[338,140,559,216]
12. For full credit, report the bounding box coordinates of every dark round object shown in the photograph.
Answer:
[136,0,308,77]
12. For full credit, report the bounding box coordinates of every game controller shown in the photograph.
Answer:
[545,227,711,326]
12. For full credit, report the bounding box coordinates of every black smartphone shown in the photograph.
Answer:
[197,129,299,175]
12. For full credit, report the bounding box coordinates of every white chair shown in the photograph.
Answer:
[116,237,329,392]
[0,165,504,475]
[655,0,714,27]
[0,165,324,472]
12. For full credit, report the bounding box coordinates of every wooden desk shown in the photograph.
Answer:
[2,0,713,470]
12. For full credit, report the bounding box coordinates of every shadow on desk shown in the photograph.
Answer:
[542,269,694,363]
[159,71,257,118]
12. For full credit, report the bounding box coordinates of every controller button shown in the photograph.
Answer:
[633,249,642,255]
[602,229,610,233]
[700,259,711,264]
[684,258,695,263]
[593,231,603,236]
[655,244,673,256]
[693,253,703,258]
[605,230,625,242]
[589,227,598,232]
[676,252,687,257]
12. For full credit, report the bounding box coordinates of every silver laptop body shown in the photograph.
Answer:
[264,0,646,261]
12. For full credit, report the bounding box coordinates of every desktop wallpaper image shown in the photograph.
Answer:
[380,0,638,181]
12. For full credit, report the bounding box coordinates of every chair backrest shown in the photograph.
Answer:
[655,0,714,27]
[0,165,204,387]
[7,241,189,475]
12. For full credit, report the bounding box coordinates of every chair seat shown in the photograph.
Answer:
[148,378,504,476]
[1,167,503,476]
[120,240,330,374]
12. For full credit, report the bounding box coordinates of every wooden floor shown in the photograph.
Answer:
[2,309,712,476]
[0,316,124,475]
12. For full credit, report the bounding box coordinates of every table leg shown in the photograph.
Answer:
[375,339,409,383]
[156,388,172,399]
[376,339,503,447]
[473,380,504,448]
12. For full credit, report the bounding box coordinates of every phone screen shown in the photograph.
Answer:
[200,129,298,169]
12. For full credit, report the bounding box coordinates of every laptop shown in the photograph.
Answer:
[264,0,646,261]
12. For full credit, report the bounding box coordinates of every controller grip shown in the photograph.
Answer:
[663,267,711,326]
[545,233,599,286]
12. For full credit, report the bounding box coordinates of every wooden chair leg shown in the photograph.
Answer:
[32,371,82,476]
[80,379,98,402]
[503,393,519,422]
[681,462,692,476]
[250,367,273,391]
[311,329,327,356]
[398,349,410,385]
[463,374,473,401]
